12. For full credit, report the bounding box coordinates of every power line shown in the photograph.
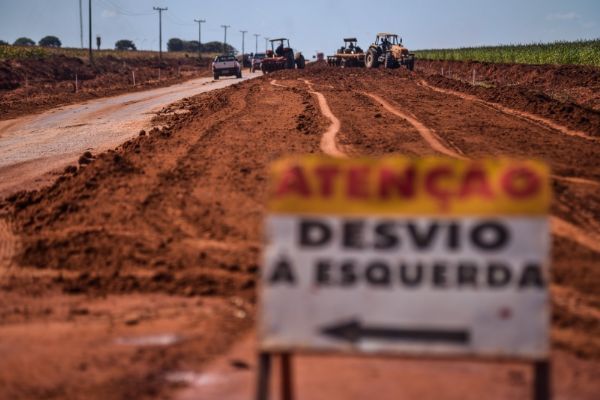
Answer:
[166,10,194,25]
[254,34,260,54]
[240,30,247,59]
[88,0,93,64]
[194,19,206,58]
[164,13,194,27]
[221,25,230,53]
[99,0,153,16]
[153,7,168,61]
[79,0,83,48]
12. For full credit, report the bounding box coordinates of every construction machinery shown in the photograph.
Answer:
[327,38,365,68]
[261,38,306,73]
[365,33,415,70]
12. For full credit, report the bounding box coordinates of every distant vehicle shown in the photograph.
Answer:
[239,54,252,68]
[261,38,305,74]
[212,54,242,80]
[365,33,415,70]
[327,38,365,68]
[251,53,266,73]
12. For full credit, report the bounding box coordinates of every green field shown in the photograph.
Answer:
[414,40,600,67]
[0,45,215,61]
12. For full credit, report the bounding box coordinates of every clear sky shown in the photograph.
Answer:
[1,0,598,55]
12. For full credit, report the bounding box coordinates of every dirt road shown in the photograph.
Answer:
[0,65,598,399]
[0,72,261,196]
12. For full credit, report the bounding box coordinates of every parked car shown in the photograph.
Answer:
[212,54,242,80]
[251,53,266,73]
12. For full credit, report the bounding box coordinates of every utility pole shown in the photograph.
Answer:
[253,33,260,54]
[240,30,247,65]
[88,0,93,64]
[221,25,230,53]
[153,7,168,62]
[194,19,206,58]
[79,0,83,48]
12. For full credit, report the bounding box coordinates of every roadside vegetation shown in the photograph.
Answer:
[0,44,217,60]
[414,39,600,67]
[167,38,236,54]
[0,35,230,60]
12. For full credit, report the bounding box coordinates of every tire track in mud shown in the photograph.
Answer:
[271,79,346,158]
[417,79,598,143]
[552,175,600,188]
[302,80,346,158]
[365,90,600,254]
[0,218,17,275]
[550,216,600,254]
[364,92,467,159]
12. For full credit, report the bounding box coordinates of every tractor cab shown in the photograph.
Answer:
[269,38,291,57]
[375,33,403,47]
[339,38,363,54]
[261,37,304,72]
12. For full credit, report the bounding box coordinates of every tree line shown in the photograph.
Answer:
[2,36,237,54]
[1,36,63,47]
[167,38,236,53]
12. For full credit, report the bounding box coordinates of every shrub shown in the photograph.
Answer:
[115,40,137,51]
[13,37,35,46]
[39,35,62,48]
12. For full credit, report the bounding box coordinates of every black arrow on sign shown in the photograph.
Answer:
[321,320,470,345]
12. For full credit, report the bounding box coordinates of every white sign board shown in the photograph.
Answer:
[260,157,551,360]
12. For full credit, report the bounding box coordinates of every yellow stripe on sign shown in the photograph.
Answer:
[268,156,550,216]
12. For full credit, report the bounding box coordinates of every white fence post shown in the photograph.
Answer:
[472,69,476,85]
[75,73,78,93]
[132,70,136,86]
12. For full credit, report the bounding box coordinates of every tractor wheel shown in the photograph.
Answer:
[295,55,306,69]
[237,70,242,79]
[213,73,220,80]
[365,49,379,68]
[384,53,394,69]
[284,51,294,69]
[406,58,415,71]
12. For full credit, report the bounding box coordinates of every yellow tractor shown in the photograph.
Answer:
[365,33,415,70]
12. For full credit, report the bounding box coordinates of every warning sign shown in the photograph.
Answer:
[260,157,550,359]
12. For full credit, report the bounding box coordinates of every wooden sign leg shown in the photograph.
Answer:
[533,360,551,400]
[256,352,272,400]
[281,353,294,400]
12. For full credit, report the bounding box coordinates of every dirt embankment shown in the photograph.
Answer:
[415,60,600,137]
[0,54,212,120]
[0,66,599,399]
[416,59,600,111]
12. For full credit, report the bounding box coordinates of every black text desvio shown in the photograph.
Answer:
[299,219,510,252]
